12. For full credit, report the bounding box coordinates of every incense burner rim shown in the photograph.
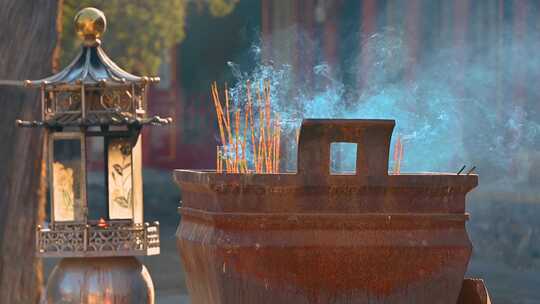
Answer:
[174,169,478,189]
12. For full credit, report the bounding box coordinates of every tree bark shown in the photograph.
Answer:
[0,1,58,303]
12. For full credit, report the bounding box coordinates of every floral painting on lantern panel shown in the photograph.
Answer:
[108,138,133,219]
[52,137,84,222]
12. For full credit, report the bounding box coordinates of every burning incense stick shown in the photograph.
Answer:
[234,111,240,173]
[216,146,221,173]
[212,83,228,172]
[392,136,404,174]
[211,81,281,174]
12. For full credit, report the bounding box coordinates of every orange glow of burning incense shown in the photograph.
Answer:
[212,81,281,174]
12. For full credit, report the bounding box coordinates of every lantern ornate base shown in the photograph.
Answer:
[42,257,154,304]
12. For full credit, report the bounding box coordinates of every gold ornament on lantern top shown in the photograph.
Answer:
[74,7,107,45]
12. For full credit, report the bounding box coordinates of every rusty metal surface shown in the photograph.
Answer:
[174,119,481,304]
[43,257,154,304]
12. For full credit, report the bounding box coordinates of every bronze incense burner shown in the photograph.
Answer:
[175,119,490,304]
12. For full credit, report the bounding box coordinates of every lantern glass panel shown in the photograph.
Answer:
[51,134,85,222]
[90,89,134,113]
[45,91,54,116]
[86,136,108,220]
[134,84,145,112]
[107,137,133,219]
[55,91,81,113]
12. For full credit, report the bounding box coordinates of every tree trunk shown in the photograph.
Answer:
[0,1,58,303]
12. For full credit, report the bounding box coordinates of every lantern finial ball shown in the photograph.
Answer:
[74,8,106,45]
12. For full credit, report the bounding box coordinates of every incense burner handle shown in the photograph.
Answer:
[297,119,395,180]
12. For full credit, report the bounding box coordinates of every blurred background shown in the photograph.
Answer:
[1,1,540,303]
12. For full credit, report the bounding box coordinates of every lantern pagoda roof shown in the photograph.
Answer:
[25,7,158,89]
[25,46,159,89]
[14,7,172,129]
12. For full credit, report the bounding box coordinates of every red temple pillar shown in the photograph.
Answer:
[261,0,272,60]
[295,0,316,88]
[512,0,527,103]
[494,0,505,118]
[144,46,180,169]
[323,1,340,78]
[359,0,376,89]
[405,0,420,83]
[509,0,528,176]
[453,0,469,94]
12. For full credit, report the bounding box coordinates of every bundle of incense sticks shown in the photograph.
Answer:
[392,136,404,174]
[211,80,281,174]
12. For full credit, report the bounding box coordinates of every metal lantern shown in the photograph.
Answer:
[16,7,170,303]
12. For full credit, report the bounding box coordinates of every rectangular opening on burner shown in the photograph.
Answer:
[330,142,357,175]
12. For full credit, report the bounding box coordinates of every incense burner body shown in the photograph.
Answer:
[175,119,481,304]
